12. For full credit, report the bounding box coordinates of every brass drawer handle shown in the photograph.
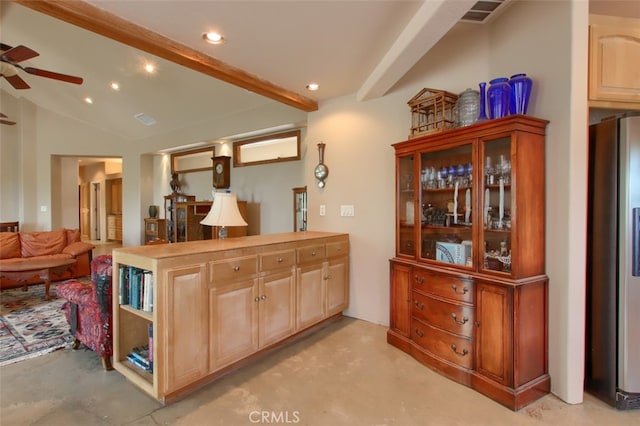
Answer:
[233,266,240,272]
[414,275,425,284]
[413,300,425,310]
[451,313,468,325]
[414,328,425,338]
[451,284,468,295]
[450,344,468,356]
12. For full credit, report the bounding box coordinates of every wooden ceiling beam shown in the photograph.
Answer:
[12,0,318,112]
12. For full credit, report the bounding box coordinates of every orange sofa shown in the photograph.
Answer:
[0,228,94,290]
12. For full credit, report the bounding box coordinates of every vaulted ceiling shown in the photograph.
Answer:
[0,1,634,142]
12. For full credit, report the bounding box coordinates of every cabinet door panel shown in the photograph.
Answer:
[296,263,325,330]
[164,264,208,394]
[475,282,513,385]
[326,257,348,316]
[259,270,296,347]
[209,279,258,370]
[390,262,411,337]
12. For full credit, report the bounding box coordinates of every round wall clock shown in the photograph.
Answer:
[212,156,231,189]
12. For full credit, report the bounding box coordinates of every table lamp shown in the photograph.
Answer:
[200,191,248,239]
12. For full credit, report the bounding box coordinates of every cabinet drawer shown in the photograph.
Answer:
[411,318,473,369]
[411,291,474,338]
[210,256,258,281]
[260,249,295,271]
[413,270,474,304]
[297,245,326,264]
[326,241,348,258]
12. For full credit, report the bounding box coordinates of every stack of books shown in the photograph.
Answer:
[126,344,153,373]
[125,324,153,373]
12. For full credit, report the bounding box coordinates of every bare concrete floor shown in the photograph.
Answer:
[1,317,637,426]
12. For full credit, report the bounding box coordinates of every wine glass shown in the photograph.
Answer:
[485,156,495,185]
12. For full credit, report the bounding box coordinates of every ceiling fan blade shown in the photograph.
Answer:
[0,119,16,126]
[0,43,14,52]
[0,113,6,118]
[23,67,83,85]
[3,74,30,89]
[0,45,39,63]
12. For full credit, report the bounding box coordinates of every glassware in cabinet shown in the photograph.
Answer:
[481,135,512,273]
[419,143,473,266]
[397,154,416,257]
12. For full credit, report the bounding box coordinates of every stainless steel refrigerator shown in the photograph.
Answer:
[586,112,640,409]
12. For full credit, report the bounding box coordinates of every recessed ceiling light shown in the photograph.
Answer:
[144,63,156,73]
[84,97,93,104]
[110,82,120,91]
[306,83,319,91]
[203,32,225,45]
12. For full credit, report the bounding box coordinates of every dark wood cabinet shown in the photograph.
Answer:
[388,115,549,410]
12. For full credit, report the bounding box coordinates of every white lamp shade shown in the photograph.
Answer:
[200,191,248,227]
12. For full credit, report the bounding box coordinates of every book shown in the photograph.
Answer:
[148,323,154,373]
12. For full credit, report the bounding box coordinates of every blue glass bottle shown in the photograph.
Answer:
[487,77,511,119]
[477,82,488,122]
[509,73,532,115]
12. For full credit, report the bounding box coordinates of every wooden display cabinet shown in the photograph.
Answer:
[144,218,167,244]
[164,194,195,243]
[388,115,549,410]
[112,231,349,403]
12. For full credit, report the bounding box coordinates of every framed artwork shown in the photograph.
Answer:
[212,156,231,189]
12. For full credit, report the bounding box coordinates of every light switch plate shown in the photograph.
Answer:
[340,205,354,217]
[320,205,326,216]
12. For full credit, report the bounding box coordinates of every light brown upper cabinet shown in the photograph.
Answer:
[589,14,640,110]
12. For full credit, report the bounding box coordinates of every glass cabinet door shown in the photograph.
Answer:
[397,154,416,257]
[419,144,473,266]
[481,135,512,274]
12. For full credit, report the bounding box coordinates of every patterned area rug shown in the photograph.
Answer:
[0,282,75,366]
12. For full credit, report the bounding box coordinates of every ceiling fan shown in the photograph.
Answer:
[0,43,83,89]
[0,113,16,125]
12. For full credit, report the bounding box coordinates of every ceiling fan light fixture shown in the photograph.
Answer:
[144,63,156,74]
[203,32,225,45]
[110,81,120,91]
[84,97,93,104]
[306,83,319,91]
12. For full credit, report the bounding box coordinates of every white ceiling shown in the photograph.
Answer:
[0,1,635,143]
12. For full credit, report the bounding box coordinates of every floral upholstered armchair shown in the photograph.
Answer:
[56,254,113,370]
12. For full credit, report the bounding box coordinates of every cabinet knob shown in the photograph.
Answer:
[413,300,425,310]
[277,257,284,263]
[311,251,317,256]
[260,294,267,300]
[451,284,468,295]
[233,266,240,272]
[450,344,468,356]
[254,297,260,302]
[451,313,468,325]
[414,328,425,338]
